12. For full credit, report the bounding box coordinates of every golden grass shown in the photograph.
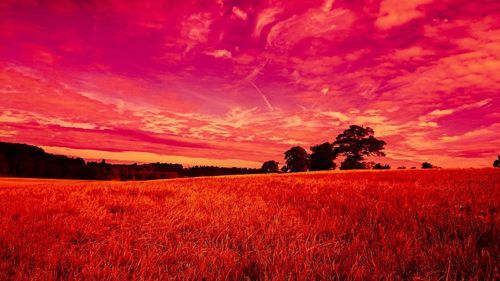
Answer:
[0,169,498,280]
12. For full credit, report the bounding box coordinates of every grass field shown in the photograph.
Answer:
[0,169,498,280]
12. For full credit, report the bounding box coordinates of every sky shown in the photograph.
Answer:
[0,0,499,168]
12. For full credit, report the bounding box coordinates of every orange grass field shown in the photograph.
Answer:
[0,169,498,280]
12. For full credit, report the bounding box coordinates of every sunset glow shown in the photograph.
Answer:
[1,0,499,167]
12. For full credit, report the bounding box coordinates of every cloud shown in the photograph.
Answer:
[319,111,350,122]
[420,99,493,122]
[232,6,248,21]
[253,7,282,38]
[0,129,16,137]
[268,136,305,146]
[375,0,433,30]
[418,121,438,128]
[140,112,188,134]
[0,111,28,123]
[205,49,232,59]
[429,109,455,117]
[280,139,306,145]
[389,46,434,61]
[224,107,259,128]
[40,119,97,130]
[181,12,213,51]
[266,5,354,50]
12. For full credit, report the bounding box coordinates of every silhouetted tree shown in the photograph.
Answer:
[183,165,260,177]
[333,125,386,170]
[422,162,433,169]
[365,161,376,169]
[397,166,406,169]
[0,153,8,175]
[373,163,391,169]
[493,155,500,168]
[0,141,262,180]
[0,142,87,178]
[261,160,280,173]
[309,142,337,171]
[281,166,289,173]
[341,155,366,170]
[284,146,309,172]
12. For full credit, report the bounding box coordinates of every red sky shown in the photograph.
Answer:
[1,0,499,168]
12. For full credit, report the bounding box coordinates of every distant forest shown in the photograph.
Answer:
[0,142,260,180]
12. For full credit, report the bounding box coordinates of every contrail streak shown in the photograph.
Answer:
[250,81,274,111]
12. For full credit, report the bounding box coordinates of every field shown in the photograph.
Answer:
[0,169,498,280]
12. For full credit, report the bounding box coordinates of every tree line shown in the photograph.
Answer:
[0,142,260,180]
[261,125,441,172]
[2,128,496,180]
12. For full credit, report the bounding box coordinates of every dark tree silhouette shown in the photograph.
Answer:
[333,125,386,170]
[397,166,406,169]
[0,153,7,175]
[494,155,500,168]
[340,155,366,170]
[0,141,261,180]
[281,165,289,173]
[284,146,309,172]
[422,162,433,169]
[373,163,390,169]
[309,142,337,171]
[261,160,280,173]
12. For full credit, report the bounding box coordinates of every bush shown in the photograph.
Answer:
[422,162,433,169]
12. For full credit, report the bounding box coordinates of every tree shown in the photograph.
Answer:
[309,142,336,171]
[281,166,289,173]
[494,155,500,168]
[373,163,390,169]
[0,153,8,175]
[333,125,386,170]
[422,162,433,169]
[284,146,309,172]
[341,155,367,170]
[261,160,279,173]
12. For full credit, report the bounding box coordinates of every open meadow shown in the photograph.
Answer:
[0,169,498,280]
